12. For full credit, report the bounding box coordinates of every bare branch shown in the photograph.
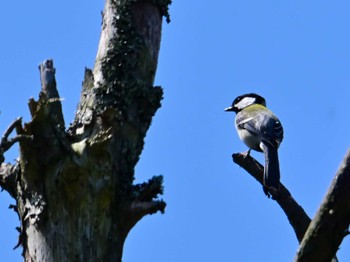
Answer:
[121,175,166,233]
[232,153,310,242]
[2,117,22,141]
[294,150,350,262]
[233,152,339,262]
[0,117,32,160]
[130,200,166,216]
[124,198,166,235]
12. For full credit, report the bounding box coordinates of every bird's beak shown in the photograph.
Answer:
[224,106,235,112]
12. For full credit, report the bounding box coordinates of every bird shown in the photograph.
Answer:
[225,93,284,193]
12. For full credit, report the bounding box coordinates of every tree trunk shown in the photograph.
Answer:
[0,0,171,261]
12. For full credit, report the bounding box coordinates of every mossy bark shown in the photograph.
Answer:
[0,0,171,261]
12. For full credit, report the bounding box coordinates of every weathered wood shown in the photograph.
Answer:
[294,150,350,262]
[0,118,31,198]
[0,0,171,261]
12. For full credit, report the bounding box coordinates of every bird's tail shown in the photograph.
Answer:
[261,144,280,190]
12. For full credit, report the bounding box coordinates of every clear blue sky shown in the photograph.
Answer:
[1,1,350,261]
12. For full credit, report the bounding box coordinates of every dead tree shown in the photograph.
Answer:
[0,0,171,261]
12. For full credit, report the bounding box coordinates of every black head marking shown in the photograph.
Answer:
[225,93,266,113]
[234,93,266,106]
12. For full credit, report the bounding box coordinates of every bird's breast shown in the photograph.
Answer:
[236,127,262,152]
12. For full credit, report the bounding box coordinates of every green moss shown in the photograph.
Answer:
[151,0,172,23]
[95,0,170,197]
[98,0,170,117]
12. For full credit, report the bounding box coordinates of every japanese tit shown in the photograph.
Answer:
[225,93,284,191]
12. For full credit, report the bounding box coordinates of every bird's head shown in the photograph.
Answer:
[225,93,266,113]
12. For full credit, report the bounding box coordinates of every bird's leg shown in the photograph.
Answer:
[242,148,252,158]
[263,184,280,199]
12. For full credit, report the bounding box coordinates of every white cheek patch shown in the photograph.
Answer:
[235,97,256,109]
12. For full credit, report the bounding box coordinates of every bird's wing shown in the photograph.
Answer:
[237,110,283,148]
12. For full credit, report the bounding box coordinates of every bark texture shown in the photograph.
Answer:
[0,0,171,261]
[294,150,350,262]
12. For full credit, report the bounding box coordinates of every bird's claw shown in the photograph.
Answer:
[242,149,251,158]
[263,184,280,200]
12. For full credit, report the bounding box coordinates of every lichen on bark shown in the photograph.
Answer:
[0,0,171,261]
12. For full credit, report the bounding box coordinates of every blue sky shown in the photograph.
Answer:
[1,1,350,261]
